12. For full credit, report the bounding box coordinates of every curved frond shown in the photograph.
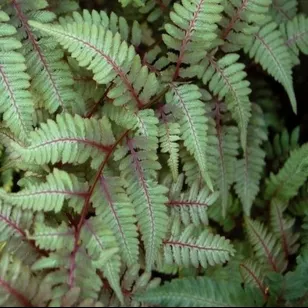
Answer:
[187,54,252,148]
[244,21,297,113]
[235,104,267,216]
[167,83,213,190]
[220,0,271,51]
[265,143,308,202]
[0,169,88,213]
[29,21,160,109]
[245,217,286,272]
[270,0,298,23]
[0,10,34,141]
[270,199,300,257]
[91,176,139,266]
[164,225,235,268]
[11,113,115,168]
[163,0,223,79]
[115,137,168,271]
[0,253,51,307]
[135,276,255,307]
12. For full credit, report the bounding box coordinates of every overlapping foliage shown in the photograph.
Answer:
[0,0,307,306]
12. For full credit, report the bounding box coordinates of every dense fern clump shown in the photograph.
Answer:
[0,0,307,306]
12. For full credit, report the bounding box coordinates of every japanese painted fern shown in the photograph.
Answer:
[0,0,307,307]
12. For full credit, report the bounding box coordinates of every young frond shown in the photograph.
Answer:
[135,276,255,307]
[0,169,88,213]
[244,21,297,113]
[220,0,271,52]
[29,21,159,109]
[0,10,34,142]
[265,143,308,202]
[270,199,300,258]
[245,217,286,272]
[91,176,139,266]
[166,83,213,190]
[163,0,224,79]
[0,252,51,307]
[114,137,168,271]
[11,113,115,168]
[164,224,235,268]
[235,104,267,216]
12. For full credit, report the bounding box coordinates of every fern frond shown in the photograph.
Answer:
[281,14,308,66]
[214,101,239,216]
[81,217,123,303]
[270,0,298,23]
[135,276,255,307]
[0,202,32,241]
[265,143,308,202]
[235,104,267,216]
[158,104,181,181]
[47,0,80,15]
[32,248,103,305]
[164,224,235,268]
[28,219,75,251]
[245,217,286,272]
[0,169,88,213]
[220,0,271,52]
[186,54,252,148]
[29,21,160,109]
[114,137,168,271]
[0,10,34,141]
[239,259,268,296]
[270,199,300,257]
[0,253,51,307]
[91,176,139,266]
[7,0,82,114]
[163,0,223,79]
[265,126,300,172]
[167,83,213,190]
[168,179,219,226]
[11,113,115,168]
[244,21,297,113]
[59,9,142,47]
[139,0,171,23]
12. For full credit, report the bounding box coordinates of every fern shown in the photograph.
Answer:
[235,104,267,216]
[166,83,213,190]
[244,20,297,113]
[163,224,235,268]
[11,113,115,168]
[163,0,224,79]
[265,143,308,202]
[0,169,88,213]
[135,276,255,307]
[0,1,307,306]
[220,0,272,52]
[245,217,286,272]
[0,10,34,142]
